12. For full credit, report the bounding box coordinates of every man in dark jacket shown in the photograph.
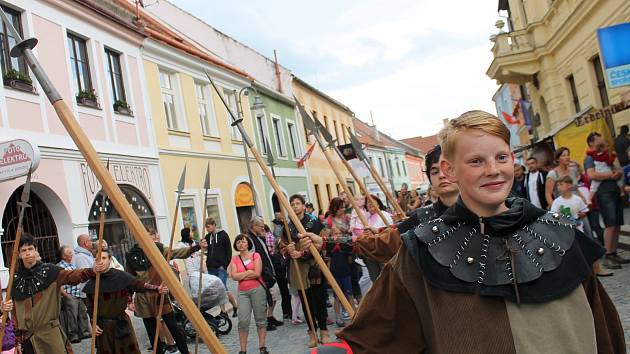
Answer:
[248,216,282,331]
[524,156,548,209]
[614,125,630,166]
[204,217,237,316]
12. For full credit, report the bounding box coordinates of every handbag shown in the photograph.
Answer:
[239,255,273,307]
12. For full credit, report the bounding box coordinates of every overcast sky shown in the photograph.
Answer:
[168,0,501,139]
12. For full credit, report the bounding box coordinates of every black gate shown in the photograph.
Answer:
[2,186,60,265]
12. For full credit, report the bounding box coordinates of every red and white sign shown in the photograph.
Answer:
[0,139,40,182]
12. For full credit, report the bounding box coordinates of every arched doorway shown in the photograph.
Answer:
[235,182,255,233]
[88,185,156,267]
[2,186,60,264]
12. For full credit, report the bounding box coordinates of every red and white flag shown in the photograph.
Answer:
[501,111,519,124]
[297,143,316,168]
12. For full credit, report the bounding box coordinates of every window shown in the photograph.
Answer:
[223,89,240,140]
[396,160,401,176]
[592,56,609,107]
[0,7,28,82]
[378,157,385,177]
[325,184,332,201]
[180,199,200,240]
[340,124,347,144]
[159,70,184,131]
[256,114,269,154]
[333,121,340,142]
[105,49,127,110]
[336,184,341,195]
[402,161,407,176]
[195,82,218,136]
[314,184,322,212]
[205,196,223,229]
[566,74,580,113]
[287,122,302,159]
[68,33,93,98]
[272,117,286,157]
[323,116,329,130]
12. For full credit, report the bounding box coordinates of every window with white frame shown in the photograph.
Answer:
[195,82,218,137]
[105,48,129,113]
[287,121,302,159]
[159,70,185,131]
[222,89,240,140]
[180,199,200,240]
[272,116,286,157]
[205,195,223,229]
[256,113,270,155]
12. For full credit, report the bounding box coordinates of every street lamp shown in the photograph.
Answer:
[234,85,265,216]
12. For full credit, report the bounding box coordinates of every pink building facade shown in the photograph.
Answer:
[0,0,168,278]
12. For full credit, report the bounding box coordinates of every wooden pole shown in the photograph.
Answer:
[333,150,390,226]
[206,72,354,316]
[153,166,186,354]
[89,182,109,354]
[194,163,210,354]
[0,170,31,346]
[0,8,226,352]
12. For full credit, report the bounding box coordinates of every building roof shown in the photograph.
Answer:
[292,76,354,115]
[401,135,439,154]
[352,118,423,156]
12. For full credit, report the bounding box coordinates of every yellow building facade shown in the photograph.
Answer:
[142,38,268,242]
[292,76,355,213]
[487,0,630,140]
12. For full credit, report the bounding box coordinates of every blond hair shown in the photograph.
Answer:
[438,110,510,159]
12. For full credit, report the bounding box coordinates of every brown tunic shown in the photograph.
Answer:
[13,268,94,354]
[131,246,192,318]
[338,243,626,354]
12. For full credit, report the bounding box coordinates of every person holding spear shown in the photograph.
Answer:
[84,248,168,354]
[125,229,207,354]
[1,233,107,354]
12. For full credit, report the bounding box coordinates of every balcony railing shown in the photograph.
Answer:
[491,29,535,58]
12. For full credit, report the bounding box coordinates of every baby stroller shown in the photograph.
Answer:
[173,273,232,337]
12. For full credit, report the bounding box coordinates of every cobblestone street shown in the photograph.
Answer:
[71,257,630,354]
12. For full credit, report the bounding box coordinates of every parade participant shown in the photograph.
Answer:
[353,145,459,264]
[204,218,238,317]
[280,194,328,347]
[126,228,207,354]
[228,234,270,354]
[57,245,91,344]
[84,249,168,354]
[247,217,282,331]
[96,240,125,271]
[1,233,106,354]
[360,195,393,281]
[311,110,624,353]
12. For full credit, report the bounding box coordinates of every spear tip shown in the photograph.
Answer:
[177,164,187,193]
[203,163,210,190]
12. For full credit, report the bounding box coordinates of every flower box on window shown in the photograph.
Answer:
[3,69,34,93]
[76,89,99,108]
[113,99,133,116]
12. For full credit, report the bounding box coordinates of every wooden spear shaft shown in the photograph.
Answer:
[195,165,210,354]
[89,191,108,354]
[152,205,182,354]
[333,151,390,226]
[363,160,406,217]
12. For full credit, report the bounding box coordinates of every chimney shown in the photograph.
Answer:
[442,118,449,126]
[370,111,380,141]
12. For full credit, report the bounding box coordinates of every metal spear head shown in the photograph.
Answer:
[17,166,32,210]
[99,160,110,213]
[347,127,368,161]
[265,140,275,167]
[314,117,336,149]
[203,163,210,191]
[295,99,318,137]
[176,164,187,194]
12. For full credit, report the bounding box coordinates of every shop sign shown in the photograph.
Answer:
[80,161,153,206]
[574,100,629,127]
[598,22,630,88]
[0,139,40,182]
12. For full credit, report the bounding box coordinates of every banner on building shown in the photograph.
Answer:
[553,117,613,166]
[337,143,357,160]
[597,22,630,88]
[297,143,316,168]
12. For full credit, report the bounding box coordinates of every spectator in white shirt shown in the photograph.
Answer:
[524,157,548,209]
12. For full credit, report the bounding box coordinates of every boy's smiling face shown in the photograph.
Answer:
[440,129,514,216]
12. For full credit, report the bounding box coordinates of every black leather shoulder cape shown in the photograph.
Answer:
[402,198,604,303]
[13,262,62,301]
[83,268,138,294]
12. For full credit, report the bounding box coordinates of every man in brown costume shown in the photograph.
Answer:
[1,233,106,354]
[85,248,168,354]
[125,229,206,354]
[310,111,625,354]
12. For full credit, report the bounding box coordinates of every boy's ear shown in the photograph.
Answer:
[440,158,458,183]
